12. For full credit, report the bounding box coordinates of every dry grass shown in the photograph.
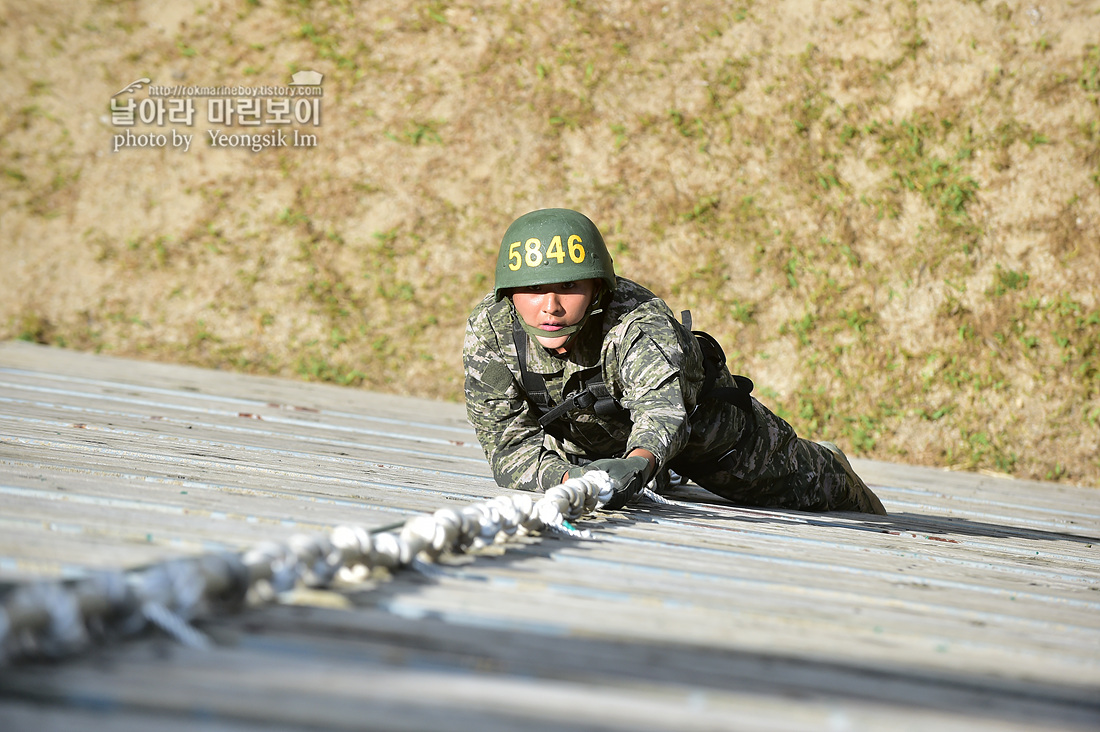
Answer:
[1,0,1098,487]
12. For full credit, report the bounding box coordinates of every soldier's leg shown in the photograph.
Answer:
[685,398,886,514]
[817,440,887,514]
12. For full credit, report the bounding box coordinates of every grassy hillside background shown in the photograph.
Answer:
[2,0,1098,487]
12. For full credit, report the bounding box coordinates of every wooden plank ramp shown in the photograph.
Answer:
[0,340,1097,732]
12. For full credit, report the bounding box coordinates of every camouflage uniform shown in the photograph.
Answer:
[464,277,878,512]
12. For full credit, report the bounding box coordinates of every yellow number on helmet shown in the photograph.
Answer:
[568,235,585,263]
[546,235,566,264]
[524,238,543,267]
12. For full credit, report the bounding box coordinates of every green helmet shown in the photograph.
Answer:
[493,208,616,301]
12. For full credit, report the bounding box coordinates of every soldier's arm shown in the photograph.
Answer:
[464,347,572,493]
[613,314,696,471]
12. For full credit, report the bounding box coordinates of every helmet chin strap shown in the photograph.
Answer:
[517,307,603,342]
[514,286,607,351]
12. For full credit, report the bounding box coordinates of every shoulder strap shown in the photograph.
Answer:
[511,317,553,412]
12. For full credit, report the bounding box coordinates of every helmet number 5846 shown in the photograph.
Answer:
[506,235,587,271]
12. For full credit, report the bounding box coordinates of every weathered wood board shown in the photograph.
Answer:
[1,340,1097,731]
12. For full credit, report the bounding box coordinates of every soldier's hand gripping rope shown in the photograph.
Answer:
[576,456,651,510]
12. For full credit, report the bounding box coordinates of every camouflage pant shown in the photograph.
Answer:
[675,398,870,512]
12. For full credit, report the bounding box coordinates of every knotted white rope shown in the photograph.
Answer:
[0,471,615,664]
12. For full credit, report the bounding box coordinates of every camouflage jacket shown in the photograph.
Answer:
[463,277,747,492]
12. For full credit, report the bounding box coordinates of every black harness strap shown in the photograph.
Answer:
[511,318,554,413]
[692,330,757,431]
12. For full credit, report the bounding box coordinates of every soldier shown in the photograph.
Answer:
[463,208,887,514]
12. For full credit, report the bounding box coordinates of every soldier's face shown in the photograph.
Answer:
[511,279,599,353]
